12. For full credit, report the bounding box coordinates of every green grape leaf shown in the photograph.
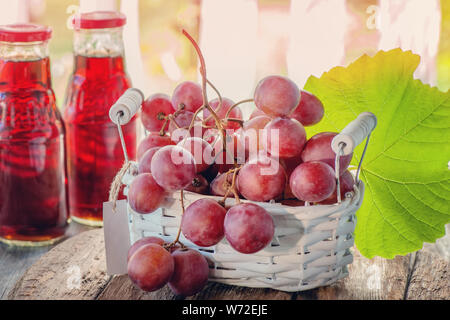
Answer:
[304,49,450,259]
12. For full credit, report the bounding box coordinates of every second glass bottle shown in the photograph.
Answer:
[64,11,137,226]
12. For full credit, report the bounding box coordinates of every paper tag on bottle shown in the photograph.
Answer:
[103,200,130,275]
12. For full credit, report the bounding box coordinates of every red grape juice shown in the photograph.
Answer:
[64,55,136,225]
[0,25,68,245]
[64,12,136,226]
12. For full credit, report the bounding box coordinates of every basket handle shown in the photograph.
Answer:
[331,112,377,202]
[331,112,377,156]
[109,88,144,125]
[109,88,145,162]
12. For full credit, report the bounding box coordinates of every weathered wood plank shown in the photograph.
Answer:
[405,250,449,300]
[8,228,449,300]
[0,244,49,300]
[188,282,293,300]
[98,275,178,300]
[9,229,109,300]
[0,222,93,300]
[98,276,292,300]
[297,248,412,300]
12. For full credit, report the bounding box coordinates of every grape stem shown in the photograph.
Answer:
[224,98,254,119]
[220,167,241,205]
[159,117,170,136]
[169,189,186,249]
[222,98,253,129]
[202,79,223,125]
[230,168,241,203]
[182,29,227,158]
[160,103,187,136]
[226,118,245,127]
[186,105,205,132]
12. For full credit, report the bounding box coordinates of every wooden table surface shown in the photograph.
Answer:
[0,222,93,299]
[2,225,449,300]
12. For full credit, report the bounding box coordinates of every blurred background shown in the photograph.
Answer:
[0,0,448,118]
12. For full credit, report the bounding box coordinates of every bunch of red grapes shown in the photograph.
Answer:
[126,31,355,297]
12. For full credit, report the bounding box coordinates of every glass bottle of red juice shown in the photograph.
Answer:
[64,11,136,226]
[0,24,68,245]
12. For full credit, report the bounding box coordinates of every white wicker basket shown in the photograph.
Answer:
[110,89,377,292]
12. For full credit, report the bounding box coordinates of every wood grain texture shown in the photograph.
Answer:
[9,229,109,300]
[405,250,449,300]
[98,275,179,300]
[298,248,412,300]
[7,228,449,300]
[0,222,93,300]
[0,245,49,299]
[188,282,293,300]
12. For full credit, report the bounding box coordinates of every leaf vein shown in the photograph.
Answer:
[363,168,450,185]
[367,96,448,166]
[381,178,444,233]
[360,170,418,249]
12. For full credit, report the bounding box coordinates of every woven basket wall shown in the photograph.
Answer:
[123,169,364,292]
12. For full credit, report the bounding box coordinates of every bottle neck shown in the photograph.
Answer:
[0,41,51,89]
[73,27,125,58]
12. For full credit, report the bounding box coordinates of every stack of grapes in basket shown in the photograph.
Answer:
[126,74,356,297]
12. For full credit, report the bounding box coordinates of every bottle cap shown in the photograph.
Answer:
[0,24,52,42]
[73,11,127,30]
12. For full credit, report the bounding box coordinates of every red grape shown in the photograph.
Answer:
[171,81,203,112]
[254,75,300,117]
[170,125,205,144]
[289,161,336,202]
[290,90,324,126]
[238,115,272,158]
[203,128,220,145]
[209,172,234,197]
[177,137,214,173]
[190,124,207,140]
[168,244,182,253]
[150,146,197,192]
[280,156,303,199]
[181,198,227,247]
[128,173,167,214]
[141,94,175,132]
[170,128,190,144]
[168,110,195,135]
[263,117,306,159]
[224,203,274,254]
[200,163,219,183]
[280,155,303,177]
[168,248,209,296]
[281,199,305,207]
[185,174,209,194]
[243,115,272,131]
[127,244,174,292]
[138,147,160,174]
[249,108,267,120]
[283,184,296,200]
[137,132,174,161]
[301,132,352,175]
[319,170,355,204]
[211,132,245,173]
[127,237,165,261]
[237,154,286,202]
[203,98,243,130]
